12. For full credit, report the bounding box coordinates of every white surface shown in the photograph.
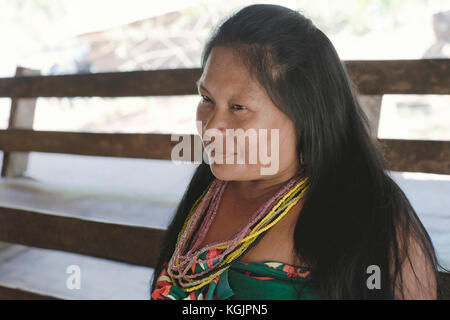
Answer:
[0,244,154,300]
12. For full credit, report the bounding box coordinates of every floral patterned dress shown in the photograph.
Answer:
[151,248,321,300]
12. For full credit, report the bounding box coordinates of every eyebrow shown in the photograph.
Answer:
[195,79,254,101]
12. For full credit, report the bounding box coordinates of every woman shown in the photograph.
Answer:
[151,4,442,300]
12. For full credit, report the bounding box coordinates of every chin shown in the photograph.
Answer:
[209,163,267,181]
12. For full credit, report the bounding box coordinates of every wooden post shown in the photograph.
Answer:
[357,95,383,138]
[1,66,40,178]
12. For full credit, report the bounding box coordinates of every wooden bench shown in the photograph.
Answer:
[0,60,448,299]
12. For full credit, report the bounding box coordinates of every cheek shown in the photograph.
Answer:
[280,123,296,144]
[278,125,298,159]
[263,117,297,159]
[196,105,208,133]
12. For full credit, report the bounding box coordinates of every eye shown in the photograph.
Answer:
[200,95,212,103]
[231,104,247,111]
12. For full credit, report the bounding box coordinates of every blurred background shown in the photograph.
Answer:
[0,0,448,299]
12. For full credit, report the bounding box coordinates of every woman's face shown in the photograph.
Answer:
[196,46,299,181]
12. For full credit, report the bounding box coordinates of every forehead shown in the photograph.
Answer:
[198,46,263,99]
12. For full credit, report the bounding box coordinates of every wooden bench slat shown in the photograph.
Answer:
[0,206,165,267]
[0,130,448,174]
[0,285,60,300]
[345,59,450,95]
[0,60,448,97]
[378,139,450,175]
[0,129,195,160]
[0,68,201,98]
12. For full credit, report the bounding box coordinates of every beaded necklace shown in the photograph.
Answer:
[167,170,309,293]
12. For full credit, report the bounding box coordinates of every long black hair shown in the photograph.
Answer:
[151,4,443,299]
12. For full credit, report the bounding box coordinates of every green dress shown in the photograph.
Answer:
[227,260,321,300]
[151,248,321,300]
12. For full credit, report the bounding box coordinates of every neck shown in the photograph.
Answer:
[228,164,302,203]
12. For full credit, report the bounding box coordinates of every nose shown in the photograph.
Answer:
[198,106,232,153]
[200,107,228,135]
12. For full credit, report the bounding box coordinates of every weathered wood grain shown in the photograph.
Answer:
[1,67,40,178]
[0,129,199,160]
[345,59,450,95]
[0,130,448,174]
[0,285,60,300]
[378,139,449,175]
[0,206,165,268]
[0,68,201,98]
[0,60,448,98]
